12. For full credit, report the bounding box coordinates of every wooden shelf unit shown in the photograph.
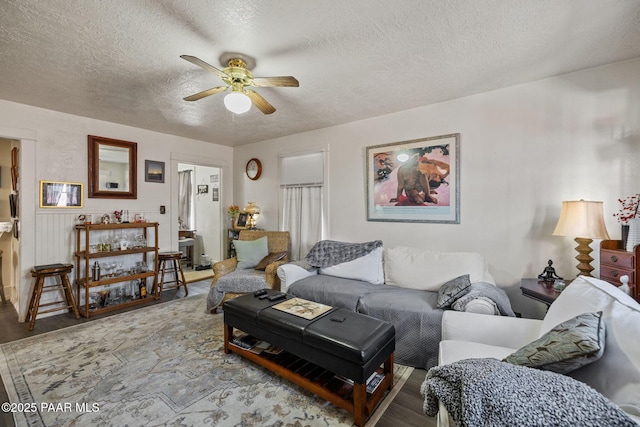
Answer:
[600,239,639,302]
[74,222,159,317]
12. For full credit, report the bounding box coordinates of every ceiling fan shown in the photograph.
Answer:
[180,52,299,115]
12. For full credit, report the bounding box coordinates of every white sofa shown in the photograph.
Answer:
[435,275,640,425]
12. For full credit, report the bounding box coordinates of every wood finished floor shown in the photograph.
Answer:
[0,279,434,427]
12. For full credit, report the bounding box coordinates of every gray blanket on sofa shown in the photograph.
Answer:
[421,358,636,427]
[305,240,383,268]
[288,274,443,369]
[452,282,516,317]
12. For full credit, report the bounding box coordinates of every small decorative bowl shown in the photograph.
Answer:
[553,280,566,292]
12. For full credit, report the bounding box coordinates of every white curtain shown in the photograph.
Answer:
[283,186,322,260]
[178,170,192,230]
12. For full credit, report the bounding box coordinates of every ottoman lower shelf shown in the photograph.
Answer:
[224,324,394,427]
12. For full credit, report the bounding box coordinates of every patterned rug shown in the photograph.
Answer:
[183,268,214,284]
[0,295,413,426]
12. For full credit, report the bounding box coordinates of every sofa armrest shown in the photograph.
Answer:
[277,263,318,291]
[264,260,288,291]
[442,311,542,349]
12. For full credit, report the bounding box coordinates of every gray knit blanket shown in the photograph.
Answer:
[421,358,636,427]
[305,240,383,268]
[452,282,516,317]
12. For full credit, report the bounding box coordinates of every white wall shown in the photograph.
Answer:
[0,100,233,320]
[193,165,222,263]
[234,58,640,318]
[178,163,222,263]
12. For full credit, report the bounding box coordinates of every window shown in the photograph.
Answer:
[279,150,325,260]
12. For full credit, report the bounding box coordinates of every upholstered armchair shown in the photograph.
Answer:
[207,230,290,313]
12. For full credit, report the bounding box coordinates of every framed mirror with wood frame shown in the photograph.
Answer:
[88,135,137,199]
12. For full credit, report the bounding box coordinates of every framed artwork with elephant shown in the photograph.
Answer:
[366,133,460,223]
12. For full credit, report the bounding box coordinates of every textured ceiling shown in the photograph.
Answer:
[1,0,640,147]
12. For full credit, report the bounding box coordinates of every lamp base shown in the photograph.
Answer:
[574,237,594,277]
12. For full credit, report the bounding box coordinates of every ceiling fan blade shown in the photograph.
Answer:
[251,76,299,87]
[183,86,227,101]
[180,55,228,79]
[245,90,276,114]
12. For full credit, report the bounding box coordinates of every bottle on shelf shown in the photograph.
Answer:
[138,278,147,299]
[91,261,101,281]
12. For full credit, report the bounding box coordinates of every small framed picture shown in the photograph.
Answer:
[197,184,208,194]
[234,212,248,229]
[145,160,165,183]
[39,180,84,208]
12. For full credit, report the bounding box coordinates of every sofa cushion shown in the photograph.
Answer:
[503,311,606,374]
[254,251,288,271]
[436,275,471,309]
[319,246,384,284]
[383,246,495,291]
[234,237,269,269]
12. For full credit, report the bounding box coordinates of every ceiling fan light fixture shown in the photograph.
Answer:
[224,91,251,114]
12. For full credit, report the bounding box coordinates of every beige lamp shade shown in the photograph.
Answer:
[553,200,610,277]
[552,200,610,240]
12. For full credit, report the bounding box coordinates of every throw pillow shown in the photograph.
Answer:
[503,311,606,374]
[234,237,269,270]
[254,251,288,271]
[436,274,472,309]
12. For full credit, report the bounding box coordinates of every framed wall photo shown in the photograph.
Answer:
[197,184,208,194]
[145,160,165,183]
[39,180,84,208]
[366,133,460,224]
[9,194,18,218]
[234,212,248,229]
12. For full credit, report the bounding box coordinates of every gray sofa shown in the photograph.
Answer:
[277,242,514,369]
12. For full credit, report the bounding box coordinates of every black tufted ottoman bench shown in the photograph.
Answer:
[223,289,396,427]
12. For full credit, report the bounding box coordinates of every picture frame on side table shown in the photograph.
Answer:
[234,212,248,229]
[39,180,84,208]
[366,133,460,224]
[145,160,165,183]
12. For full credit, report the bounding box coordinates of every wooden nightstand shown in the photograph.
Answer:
[520,278,564,306]
[600,239,639,302]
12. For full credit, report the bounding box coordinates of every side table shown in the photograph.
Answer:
[520,278,564,307]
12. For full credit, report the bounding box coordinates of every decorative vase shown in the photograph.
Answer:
[626,218,640,251]
[621,224,630,250]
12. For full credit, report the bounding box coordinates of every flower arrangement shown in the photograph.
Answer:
[227,204,240,218]
[613,194,640,224]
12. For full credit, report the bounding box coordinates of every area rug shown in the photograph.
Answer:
[183,268,214,283]
[0,295,413,426]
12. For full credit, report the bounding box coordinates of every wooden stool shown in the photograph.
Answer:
[27,264,79,331]
[0,250,6,304]
[157,252,188,298]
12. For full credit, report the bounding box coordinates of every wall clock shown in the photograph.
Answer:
[246,158,262,180]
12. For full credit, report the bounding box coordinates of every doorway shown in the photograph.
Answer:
[0,139,16,302]
[177,163,222,268]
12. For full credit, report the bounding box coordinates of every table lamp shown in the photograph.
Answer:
[552,200,610,277]
[244,202,261,230]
